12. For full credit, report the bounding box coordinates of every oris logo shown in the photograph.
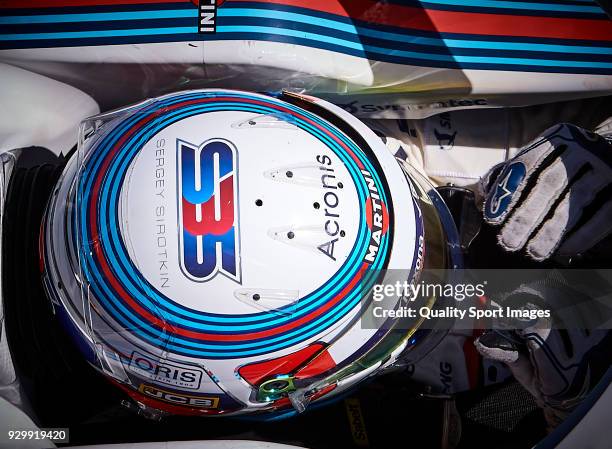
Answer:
[177,138,241,283]
[128,352,203,390]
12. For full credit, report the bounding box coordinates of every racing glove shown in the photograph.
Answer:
[473,272,611,429]
[479,123,612,262]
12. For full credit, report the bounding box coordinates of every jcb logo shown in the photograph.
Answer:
[139,384,219,409]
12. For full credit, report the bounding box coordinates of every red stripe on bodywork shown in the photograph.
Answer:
[0,0,193,7]
[2,0,610,41]
[228,0,612,41]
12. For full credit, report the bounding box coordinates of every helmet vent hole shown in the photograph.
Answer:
[313,202,320,209]
[248,120,256,125]
[287,231,295,239]
[252,294,261,301]
[286,171,293,178]
[255,199,263,207]
[337,182,344,189]
[340,230,346,237]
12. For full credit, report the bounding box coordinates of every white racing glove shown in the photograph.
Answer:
[480,123,612,262]
[474,273,611,429]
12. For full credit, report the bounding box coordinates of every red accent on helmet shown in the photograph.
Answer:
[238,343,327,386]
[295,348,336,379]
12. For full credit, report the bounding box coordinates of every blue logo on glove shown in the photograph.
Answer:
[485,162,526,220]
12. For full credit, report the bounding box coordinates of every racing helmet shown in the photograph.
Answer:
[41,89,460,419]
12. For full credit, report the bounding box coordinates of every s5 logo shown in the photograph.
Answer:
[178,138,241,283]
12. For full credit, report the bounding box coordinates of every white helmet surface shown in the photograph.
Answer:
[42,89,456,418]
